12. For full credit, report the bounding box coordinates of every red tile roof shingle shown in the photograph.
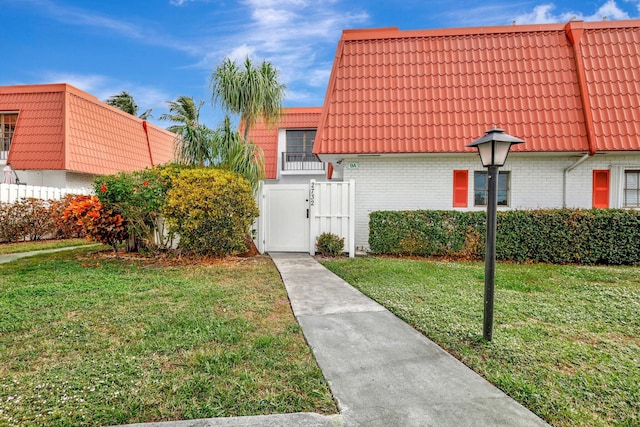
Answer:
[313,20,640,157]
[1,83,176,174]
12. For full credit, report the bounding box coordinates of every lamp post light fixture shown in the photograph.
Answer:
[467,127,524,341]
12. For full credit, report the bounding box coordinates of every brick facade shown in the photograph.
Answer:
[341,153,640,250]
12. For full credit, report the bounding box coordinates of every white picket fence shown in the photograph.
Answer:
[0,183,92,204]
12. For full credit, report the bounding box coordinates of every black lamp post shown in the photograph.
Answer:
[467,127,524,341]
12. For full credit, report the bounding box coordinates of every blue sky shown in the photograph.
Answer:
[2,0,639,128]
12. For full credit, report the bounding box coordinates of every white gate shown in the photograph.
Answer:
[261,184,310,252]
[256,180,355,257]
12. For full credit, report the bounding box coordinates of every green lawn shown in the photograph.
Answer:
[321,257,639,427]
[0,238,93,255]
[0,248,336,427]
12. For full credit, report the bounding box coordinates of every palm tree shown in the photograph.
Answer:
[105,91,153,120]
[159,96,212,167]
[210,57,285,141]
[211,116,265,191]
[159,96,204,133]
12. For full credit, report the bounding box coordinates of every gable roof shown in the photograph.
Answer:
[1,83,176,174]
[313,20,640,158]
[247,107,322,179]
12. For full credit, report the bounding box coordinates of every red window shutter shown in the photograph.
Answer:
[592,170,609,208]
[453,170,468,207]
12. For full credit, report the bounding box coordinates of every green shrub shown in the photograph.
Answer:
[316,232,345,257]
[369,210,485,258]
[163,168,259,256]
[369,209,640,265]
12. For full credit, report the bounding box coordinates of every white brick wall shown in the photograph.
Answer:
[65,172,95,190]
[16,170,94,190]
[342,153,640,249]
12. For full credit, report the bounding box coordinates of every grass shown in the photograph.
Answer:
[321,257,640,427]
[0,238,93,255]
[0,247,336,426]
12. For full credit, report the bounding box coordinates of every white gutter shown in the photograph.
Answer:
[563,153,590,208]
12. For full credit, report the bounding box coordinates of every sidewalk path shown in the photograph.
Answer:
[0,245,99,264]
[270,252,549,427]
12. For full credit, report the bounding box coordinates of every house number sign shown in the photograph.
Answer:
[309,181,315,206]
[348,162,359,169]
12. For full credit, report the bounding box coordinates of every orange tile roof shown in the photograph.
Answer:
[1,83,176,174]
[247,107,322,179]
[314,20,640,156]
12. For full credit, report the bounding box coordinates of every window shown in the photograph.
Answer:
[1,113,18,157]
[452,170,468,207]
[286,129,317,161]
[592,170,610,208]
[474,171,509,206]
[624,170,640,208]
[282,129,323,172]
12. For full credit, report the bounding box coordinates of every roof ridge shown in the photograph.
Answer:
[340,19,640,41]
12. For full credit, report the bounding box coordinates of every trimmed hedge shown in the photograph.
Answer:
[0,197,82,243]
[369,209,640,265]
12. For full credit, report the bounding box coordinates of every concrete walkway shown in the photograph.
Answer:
[270,252,549,427]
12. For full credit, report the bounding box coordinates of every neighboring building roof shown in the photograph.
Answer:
[247,107,322,179]
[314,20,640,157]
[1,83,176,174]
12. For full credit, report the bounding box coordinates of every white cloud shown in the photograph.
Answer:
[38,71,171,121]
[227,44,257,62]
[39,72,109,95]
[514,0,632,24]
[197,0,369,106]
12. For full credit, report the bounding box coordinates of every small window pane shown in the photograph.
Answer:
[475,173,487,190]
[497,191,508,206]
[625,190,638,206]
[626,172,639,189]
[475,191,487,206]
[498,176,508,191]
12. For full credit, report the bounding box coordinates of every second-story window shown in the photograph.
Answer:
[282,129,324,172]
[286,129,317,162]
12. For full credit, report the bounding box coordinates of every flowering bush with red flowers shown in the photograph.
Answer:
[63,195,127,251]
[93,165,186,252]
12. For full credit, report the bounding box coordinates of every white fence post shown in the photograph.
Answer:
[309,179,317,255]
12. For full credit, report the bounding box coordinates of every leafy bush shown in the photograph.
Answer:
[94,165,185,251]
[163,168,259,256]
[0,202,25,243]
[0,198,64,243]
[369,209,640,265]
[16,198,56,241]
[49,194,85,239]
[369,210,485,258]
[63,195,128,251]
[316,232,345,257]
